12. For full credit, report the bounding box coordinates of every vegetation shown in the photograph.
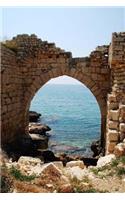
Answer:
[10,166,37,182]
[1,155,125,193]
[90,156,125,178]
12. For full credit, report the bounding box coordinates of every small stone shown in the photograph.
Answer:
[46,184,53,189]
[66,161,84,169]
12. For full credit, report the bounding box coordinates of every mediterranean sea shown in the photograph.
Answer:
[30,84,101,156]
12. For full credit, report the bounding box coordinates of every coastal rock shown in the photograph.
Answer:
[29,133,48,149]
[58,153,76,166]
[81,157,98,166]
[97,154,116,167]
[41,150,59,162]
[29,123,51,135]
[91,140,102,157]
[66,160,84,169]
[29,111,41,122]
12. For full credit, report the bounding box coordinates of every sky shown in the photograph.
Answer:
[1,7,125,84]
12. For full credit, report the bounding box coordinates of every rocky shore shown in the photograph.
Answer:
[1,150,125,193]
[1,111,125,193]
[28,111,100,166]
[3,111,100,166]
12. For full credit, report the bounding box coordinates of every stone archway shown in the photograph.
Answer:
[2,33,125,155]
[24,71,107,151]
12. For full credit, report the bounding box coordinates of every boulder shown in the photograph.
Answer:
[29,123,51,135]
[40,163,62,177]
[18,156,42,166]
[81,157,98,166]
[66,160,84,169]
[97,154,116,167]
[29,111,41,122]
[64,166,84,180]
[17,156,44,176]
[41,150,59,162]
[29,133,48,149]
[19,163,44,176]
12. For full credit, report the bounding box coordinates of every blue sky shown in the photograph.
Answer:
[1,7,125,84]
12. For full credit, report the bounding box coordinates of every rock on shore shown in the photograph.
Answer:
[29,123,51,135]
[29,111,41,122]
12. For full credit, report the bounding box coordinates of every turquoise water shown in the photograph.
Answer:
[30,84,101,156]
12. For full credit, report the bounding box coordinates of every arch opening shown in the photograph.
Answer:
[29,75,101,157]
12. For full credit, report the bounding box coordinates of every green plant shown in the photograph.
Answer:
[117,167,125,176]
[119,156,125,165]
[10,166,36,182]
[110,159,119,167]
[90,168,99,175]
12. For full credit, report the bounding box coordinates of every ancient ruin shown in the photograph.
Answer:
[1,32,125,155]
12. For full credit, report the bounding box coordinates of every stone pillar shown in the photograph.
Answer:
[106,32,125,155]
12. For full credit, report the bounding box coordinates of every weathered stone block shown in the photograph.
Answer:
[108,130,119,142]
[66,161,84,169]
[108,121,118,130]
[107,142,117,153]
[108,110,119,121]
[108,102,119,110]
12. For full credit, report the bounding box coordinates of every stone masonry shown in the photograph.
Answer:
[1,32,125,155]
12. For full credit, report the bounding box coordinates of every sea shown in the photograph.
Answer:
[30,84,101,157]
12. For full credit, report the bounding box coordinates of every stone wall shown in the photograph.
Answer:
[1,45,24,144]
[1,32,125,155]
[106,32,125,155]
